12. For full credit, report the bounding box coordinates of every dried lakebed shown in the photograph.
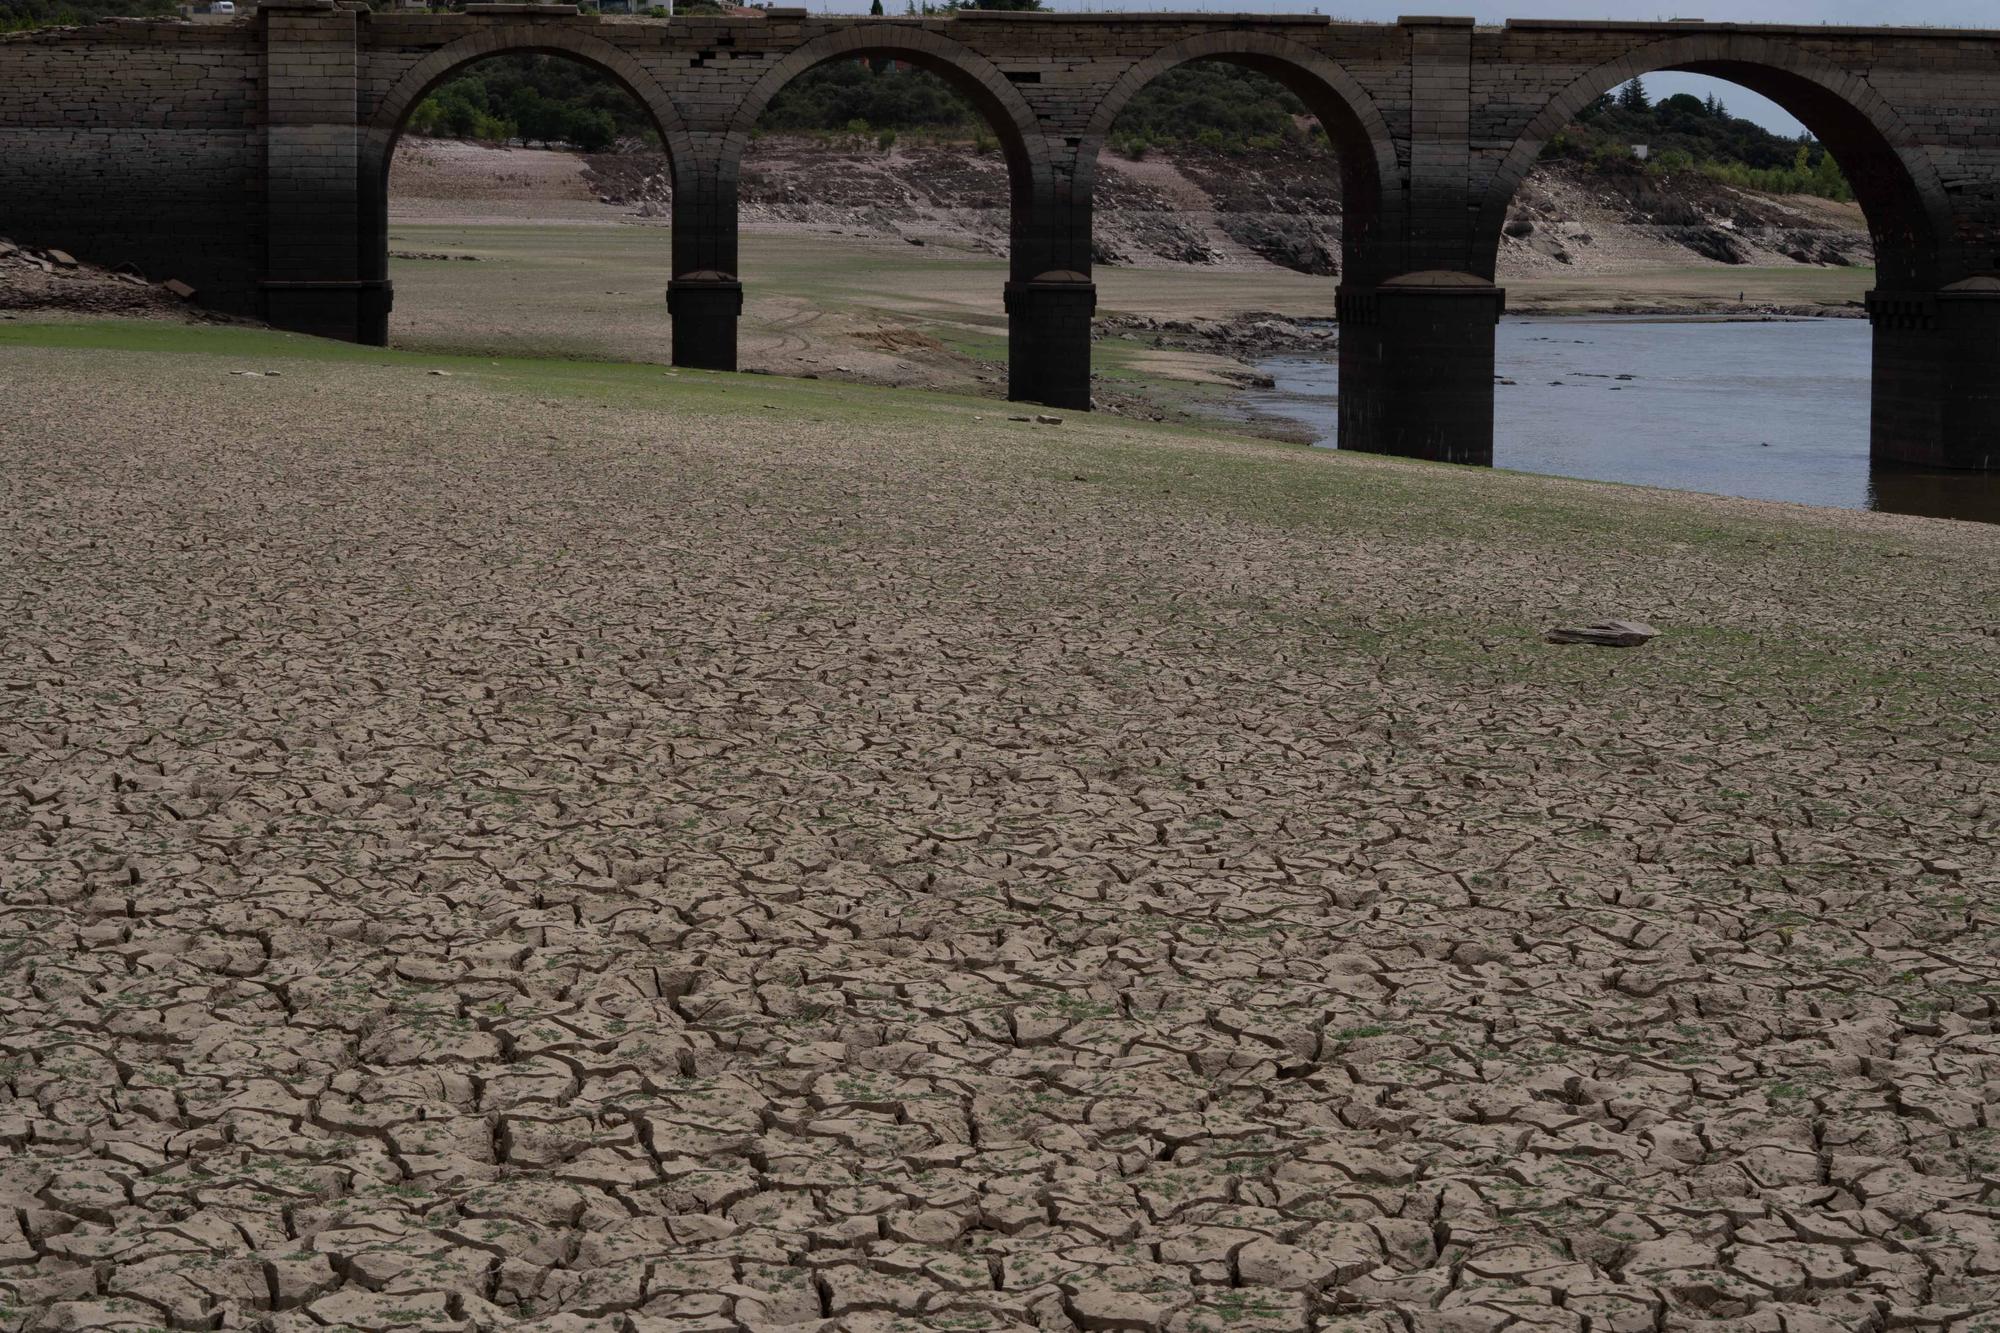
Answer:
[1,321,1996,1333]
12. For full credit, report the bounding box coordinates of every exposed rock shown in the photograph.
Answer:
[1543,618,1660,646]
[570,138,1871,281]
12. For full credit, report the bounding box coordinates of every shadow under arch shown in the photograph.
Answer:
[718,26,1058,281]
[354,26,694,345]
[1473,33,1997,473]
[1076,32,1404,284]
[1475,32,1956,289]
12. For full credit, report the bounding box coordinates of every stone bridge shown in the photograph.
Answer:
[4,4,1998,468]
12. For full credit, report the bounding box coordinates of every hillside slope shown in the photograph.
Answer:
[557,136,1871,280]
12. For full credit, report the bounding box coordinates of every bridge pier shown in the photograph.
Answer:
[1006,272,1097,411]
[1336,272,1505,465]
[1869,279,2000,472]
[261,0,375,344]
[668,273,744,373]
[260,281,393,345]
[24,5,1972,472]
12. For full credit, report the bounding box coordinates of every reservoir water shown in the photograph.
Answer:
[1251,316,2000,525]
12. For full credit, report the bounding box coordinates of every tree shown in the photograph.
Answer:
[1108,63,1308,152]
[869,0,883,13]
[565,107,617,152]
[1704,93,1726,118]
[1616,76,1650,112]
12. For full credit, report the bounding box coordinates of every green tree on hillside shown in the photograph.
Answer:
[1109,63,1318,155]
[1551,85,1851,200]
[406,55,653,148]
[760,61,976,132]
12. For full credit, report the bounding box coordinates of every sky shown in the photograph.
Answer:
[802,0,1996,137]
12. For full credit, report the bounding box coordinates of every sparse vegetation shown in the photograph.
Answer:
[406,54,650,150]
[1109,63,1323,157]
[759,60,978,134]
[1544,82,1855,201]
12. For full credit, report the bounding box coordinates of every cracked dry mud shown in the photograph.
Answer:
[1,340,1997,1333]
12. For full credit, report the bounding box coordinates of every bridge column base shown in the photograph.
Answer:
[1336,272,1504,465]
[668,273,743,372]
[1006,273,1096,411]
[261,279,393,346]
[1870,281,2000,471]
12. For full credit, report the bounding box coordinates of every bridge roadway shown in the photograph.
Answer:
[4,4,1997,468]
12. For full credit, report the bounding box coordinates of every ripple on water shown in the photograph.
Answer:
[1252,315,2000,524]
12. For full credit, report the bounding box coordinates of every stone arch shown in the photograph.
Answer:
[1477,32,1956,287]
[354,26,693,336]
[1076,31,1403,282]
[362,26,693,177]
[719,26,1057,276]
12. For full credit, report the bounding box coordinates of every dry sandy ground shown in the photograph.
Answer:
[392,141,626,226]
[374,218,1873,432]
[377,142,1873,416]
[0,326,1996,1333]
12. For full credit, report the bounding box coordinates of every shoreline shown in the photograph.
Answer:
[1097,300,1864,395]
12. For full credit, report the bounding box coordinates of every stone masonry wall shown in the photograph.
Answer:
[1469,22,2000,284]
[1,10,1996,319]
[0,21,262,312]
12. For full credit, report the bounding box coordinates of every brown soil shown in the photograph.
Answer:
[1,332,1994,1333]
[1501,162,1871,275]
[390,137,630,224]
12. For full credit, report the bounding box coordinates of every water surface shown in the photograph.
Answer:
[1252,316,2000,524]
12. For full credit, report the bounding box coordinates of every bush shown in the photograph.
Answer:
[1700,146,1853,202]
[1553,87,1854,201]
[760,62,977,133]
[1591,140,1635,169]
[407,54,656,148]
[1108,62,1317,154]
[566,107,617,153]
[1648,146,1696,175]
[877,129,897,152]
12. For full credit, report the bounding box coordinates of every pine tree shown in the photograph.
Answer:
[1617,76,1650,112]
[869,0,883,13]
